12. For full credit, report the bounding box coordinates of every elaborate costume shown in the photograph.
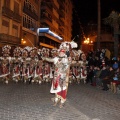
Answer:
[42,41,77,108]
[0,45,11,84]
[12,47,22,83]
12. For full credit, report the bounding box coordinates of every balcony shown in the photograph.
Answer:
[23,7,38,21]
[59,10,65,18]
[0,33,21,45]
[41,2,53,11]
[2,6,13,19]
[57,0,65,6]
[13,12,21,23]
[2,6,22,23]
[41,14,52,23]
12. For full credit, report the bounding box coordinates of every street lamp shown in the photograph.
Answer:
[83,38,93,44]
[21,34,34,47]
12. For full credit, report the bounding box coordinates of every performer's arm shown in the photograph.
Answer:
[42,57,54,63]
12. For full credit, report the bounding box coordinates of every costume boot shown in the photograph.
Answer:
[53,97,60,106]
[59,100,64,108]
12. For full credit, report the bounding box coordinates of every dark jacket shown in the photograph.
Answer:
[99,69,109,79]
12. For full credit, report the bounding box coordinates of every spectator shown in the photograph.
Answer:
[102,66,115,91]
[93,66,102,87]
[111,68,120,93]
[99,66,109,89]
[112,61,118,70]
[86,65,94,84]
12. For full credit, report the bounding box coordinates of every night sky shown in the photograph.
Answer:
[72,0,120,44]
[73,0,120,25]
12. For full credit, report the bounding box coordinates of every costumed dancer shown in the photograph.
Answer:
[20,46,30,83]
[0,45,11,84]
[12,47,22,83]
[42,48,50,83]
[28,47,38,84]
[42,41,77,108]
[79,52,88,84]
[34,48,43,84]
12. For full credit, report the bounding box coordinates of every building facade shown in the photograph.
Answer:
[0,0,73,51]
[0,0,22,48]
[39,0,73,48]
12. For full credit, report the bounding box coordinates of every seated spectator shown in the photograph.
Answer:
[102,66,115,91]
[99,66,109,90]
[112,61,118,70]
[86,65,94,84]
[111,68,120,93]
[93,66,102,87]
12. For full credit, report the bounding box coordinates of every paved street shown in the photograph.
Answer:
[0,81,120,120]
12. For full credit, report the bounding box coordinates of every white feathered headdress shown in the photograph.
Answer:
[59,41,78,50]
[70,41,78,48]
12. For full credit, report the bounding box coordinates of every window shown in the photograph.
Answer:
[24,0,37,14]
[23,14,37,32]
[12,24,18,37]
[2,19,9,34]
[14,1,19,14]
[4,0,10,8]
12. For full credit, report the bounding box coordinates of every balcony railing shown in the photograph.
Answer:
[13,12,21,23]
[2,6,13,19]
[41,2,53,10]
[23,6,38,21]
[41,14,52,23]
[0,33,21,44]
[2,6,21,23]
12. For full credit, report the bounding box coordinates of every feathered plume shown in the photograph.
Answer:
[70,41,78,48]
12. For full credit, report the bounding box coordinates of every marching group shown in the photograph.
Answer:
[0,43,87,85]
[0,41,88,108]
[0,43,120,98]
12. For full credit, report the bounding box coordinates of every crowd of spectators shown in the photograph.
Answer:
[86,49,120,93]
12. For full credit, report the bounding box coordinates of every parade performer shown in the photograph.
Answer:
[42,41,77,108]
[12,47,22,83]
[20,47,30,83]
[34,48,43,84]
[28,47,38,84]
[0,45,11,84]
[41,48,50,83]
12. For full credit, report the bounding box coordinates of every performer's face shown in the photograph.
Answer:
[59,51,65,57]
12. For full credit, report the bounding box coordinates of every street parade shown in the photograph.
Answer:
[0,41,88,108]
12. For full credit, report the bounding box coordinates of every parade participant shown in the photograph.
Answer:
[12,47,22,83]
[0,45,11,84]
[41,48,50,83]
[42,41,77,108]
[34,48,43,84]
[20,47,30,83]
[28,47,38,84]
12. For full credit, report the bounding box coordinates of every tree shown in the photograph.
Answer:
[104,11,120,58]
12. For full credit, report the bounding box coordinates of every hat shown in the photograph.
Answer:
[2,45,11,57]
[13,47,22,57]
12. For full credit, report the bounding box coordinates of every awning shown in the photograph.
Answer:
[37,28,63,41]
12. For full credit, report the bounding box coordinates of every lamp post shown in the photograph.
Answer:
[21,36,34,47]
[97,0,101,49]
